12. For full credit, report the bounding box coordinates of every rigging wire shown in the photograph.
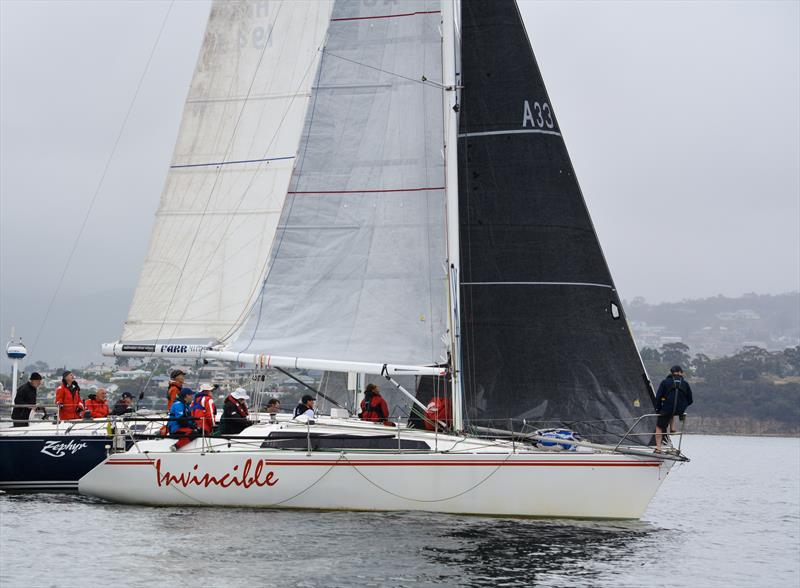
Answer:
[321,49,443,89]
[30,0,176,354]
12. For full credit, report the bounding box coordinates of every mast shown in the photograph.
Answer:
[442,0,464,431]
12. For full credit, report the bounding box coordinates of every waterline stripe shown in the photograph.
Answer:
[171,156,295,169]
[462,281,613,289]
[459,129,562,139]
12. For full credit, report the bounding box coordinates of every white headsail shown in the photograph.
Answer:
[122,0,333,344]
[228,0,450,368]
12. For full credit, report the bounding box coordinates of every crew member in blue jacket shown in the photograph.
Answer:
[168,388,197,451]
[654,365,693,452]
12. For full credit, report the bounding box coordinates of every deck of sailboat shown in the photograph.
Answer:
[108,412,668,459]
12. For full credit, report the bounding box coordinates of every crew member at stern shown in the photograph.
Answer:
[11,372,44,427]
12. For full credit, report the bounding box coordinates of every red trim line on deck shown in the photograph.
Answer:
[288,186,445,195]
[331,10,440,22]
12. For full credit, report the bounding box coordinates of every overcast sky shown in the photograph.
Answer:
[1,0,798,369]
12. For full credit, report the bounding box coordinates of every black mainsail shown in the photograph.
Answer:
[456,0,654,443]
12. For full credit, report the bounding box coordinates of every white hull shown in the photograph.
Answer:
[79,418,673,519]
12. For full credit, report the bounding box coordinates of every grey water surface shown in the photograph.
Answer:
[1,435,798,588]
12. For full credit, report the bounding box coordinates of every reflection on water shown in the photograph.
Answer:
[427,518,653,587]
[1,436,799,588]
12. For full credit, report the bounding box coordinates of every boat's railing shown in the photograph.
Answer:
[613,412,686,454]
[0,404,59,427]
[462,415,689,461]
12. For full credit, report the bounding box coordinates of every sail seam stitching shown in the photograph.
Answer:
[331,10,440,22]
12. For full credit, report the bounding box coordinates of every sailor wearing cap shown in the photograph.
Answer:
[111,391,136,416]
[220,388,251,435]
[11,372,44,427]
[293,395,316,421]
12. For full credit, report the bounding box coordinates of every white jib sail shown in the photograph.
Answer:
[122,0,333,344]
[229,0,449,367]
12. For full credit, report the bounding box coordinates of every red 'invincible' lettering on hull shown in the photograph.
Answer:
[155,458,279,489]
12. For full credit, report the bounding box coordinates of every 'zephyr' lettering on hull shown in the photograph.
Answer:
[155,458,279,489]
[41,440,89,457]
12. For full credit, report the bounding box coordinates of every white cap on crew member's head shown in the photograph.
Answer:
[232,388,250,401]
[199,383,214,392]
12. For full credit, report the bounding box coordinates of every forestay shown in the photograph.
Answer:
[122,0,333,343]
[231,0,449,367]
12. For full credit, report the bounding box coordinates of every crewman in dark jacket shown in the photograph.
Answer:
[654,365,694,451]
[111,392,135,416]
[11,372,43,427]
[293,395,315,419]
[220,388,251,435]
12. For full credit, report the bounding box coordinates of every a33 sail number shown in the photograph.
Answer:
[522,99,555,129]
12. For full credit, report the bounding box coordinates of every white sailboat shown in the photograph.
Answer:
[79,0,686,519]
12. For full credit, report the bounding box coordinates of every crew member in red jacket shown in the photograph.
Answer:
[56,371,83,421]
[359,383,393,426]
[84,388,110,419]
[190,383,217,434]
[166,369,185,411]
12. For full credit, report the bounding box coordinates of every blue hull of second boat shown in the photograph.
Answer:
[0,435,113,491]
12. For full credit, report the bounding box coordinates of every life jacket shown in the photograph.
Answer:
[168,399,193,435]
[360,394,390,423]
[221,396,250,434]
[56,384,83,421]
[423,397,451,431]
[190,393,216,433]
[84,396,109,419]
[166,382,181,411]
[226,396,249,419]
